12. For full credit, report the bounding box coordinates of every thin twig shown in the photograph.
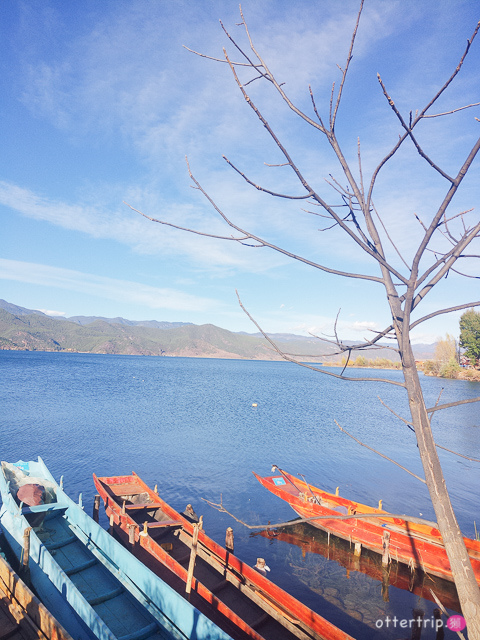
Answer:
[435,443,480,463]
[426,396,480,414]
[335,421,426,483]
[237,291,406,387]
[421,101,480,118]
[429,590,466,640]
[377,396,415,430]
[201,497,438,529]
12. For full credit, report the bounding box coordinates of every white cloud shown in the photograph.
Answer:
[37,309,66,317]
[0,180,287,272]
[346,321,379,333]
[0,259,219,312]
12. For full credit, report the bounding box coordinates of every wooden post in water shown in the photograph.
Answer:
[93,495,100,523]
[128,524,136,545]
[186,516,203,599]
[225,527,234,553]
[411,609,424,640]
[433,609,444,640]
[382,530,391,566]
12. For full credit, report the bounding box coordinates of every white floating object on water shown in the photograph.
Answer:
[252,402,258,407]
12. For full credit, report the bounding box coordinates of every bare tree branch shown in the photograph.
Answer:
[330,0,364,130]
[201,496,438,530]
[366,19,480,208]
[223,156,313,199]
[435,443,480,463]
[377,396,414,429]
[237,291,406,387]
[335,421,426,483]
[377,75,455,182]
[427,397,480,414]
[410,301,480,330]
[421,101,480,118]
[222,47,408,278]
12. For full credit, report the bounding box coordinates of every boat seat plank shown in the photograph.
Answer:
[20,503,68,515]
[65,558,98,576]
[145,520,183,529]
[44,535,77,551]
[124,503,164,511]
[118,622,159,640]
[109,485,145,497]
[87,586,124,607]
[250,612,269,630]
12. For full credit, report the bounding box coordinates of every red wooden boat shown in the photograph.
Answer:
[253,467,480,585]
[93,472,355,640]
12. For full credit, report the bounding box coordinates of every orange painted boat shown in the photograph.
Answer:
[253,467,480,585]
[93,472,355,640]
[256,522,461,613]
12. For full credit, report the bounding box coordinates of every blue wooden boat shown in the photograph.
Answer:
[0,458,232,640]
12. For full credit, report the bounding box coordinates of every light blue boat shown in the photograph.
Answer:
[0,457,232,640]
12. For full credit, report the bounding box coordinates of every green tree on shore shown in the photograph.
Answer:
[460,309,480,366]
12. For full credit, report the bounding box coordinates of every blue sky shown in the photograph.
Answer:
[1,0,479,343]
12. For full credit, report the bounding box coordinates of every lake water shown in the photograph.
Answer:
[1,350,479,638]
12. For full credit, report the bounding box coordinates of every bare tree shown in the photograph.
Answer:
[127,3,480,635]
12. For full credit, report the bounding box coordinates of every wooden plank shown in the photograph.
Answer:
[145,521,183,529]
[108,485,145,497]
[124,503,163,511]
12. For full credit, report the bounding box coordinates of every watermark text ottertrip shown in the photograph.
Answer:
[375,613,466,631]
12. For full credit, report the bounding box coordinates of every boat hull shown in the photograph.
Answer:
[253,469,480,584]
[0,537,73,640]
[94,472,354,640]
[0,458,232,640]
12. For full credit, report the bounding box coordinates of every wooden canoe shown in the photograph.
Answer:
[0,535,73,640]
[0,458,232,640]
[253,467,480,584]
[93,472,355,640]
[256,522,461,613]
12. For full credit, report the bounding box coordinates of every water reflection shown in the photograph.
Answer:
[252,521,461,637]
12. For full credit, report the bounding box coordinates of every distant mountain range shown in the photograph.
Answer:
[0,299,435,361]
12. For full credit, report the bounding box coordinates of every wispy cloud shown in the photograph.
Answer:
[0,259,219,312]
[0,180,287,272]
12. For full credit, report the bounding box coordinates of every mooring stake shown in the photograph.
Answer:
[93,495,100,523]
[225,527,234,553]
[186,516,203,599]
[382,530,391,566]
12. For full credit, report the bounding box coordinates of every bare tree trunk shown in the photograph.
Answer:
[402,340,480,635]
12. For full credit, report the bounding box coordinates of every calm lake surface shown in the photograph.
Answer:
[1,350,480,638]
